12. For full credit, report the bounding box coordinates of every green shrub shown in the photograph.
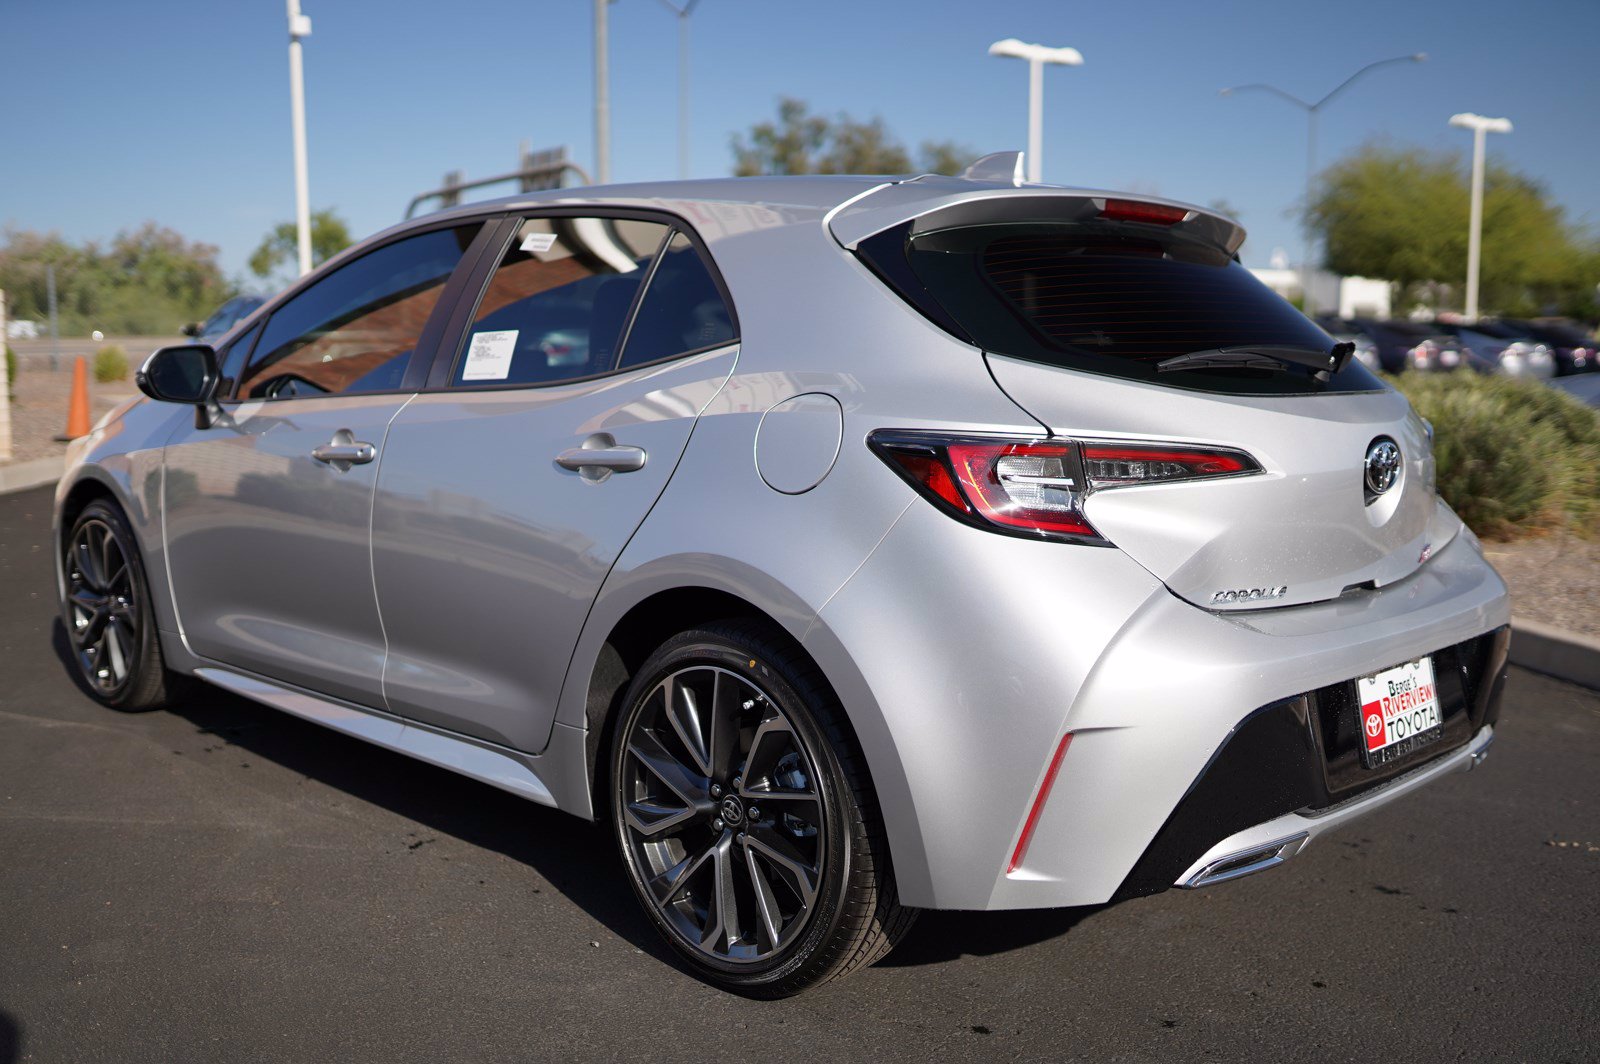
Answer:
[5,345,14,400]
[1390,372,1600,540]
[94,344,128,383]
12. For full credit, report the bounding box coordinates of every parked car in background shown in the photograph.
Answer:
[1551,373,1600,408]
[1349,318,1477,374]
[1435,320,1555,379]
[1500,319,1599,375]
[55,168,1510,996]
[181,294,267,346]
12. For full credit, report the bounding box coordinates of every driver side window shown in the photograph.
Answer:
[240,224,479,400]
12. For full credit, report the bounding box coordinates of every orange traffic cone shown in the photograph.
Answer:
[55,356,92,441]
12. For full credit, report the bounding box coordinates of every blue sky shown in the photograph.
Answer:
[4,0,1597,284]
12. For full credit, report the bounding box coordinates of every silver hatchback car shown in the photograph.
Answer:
[56,158,1510,996]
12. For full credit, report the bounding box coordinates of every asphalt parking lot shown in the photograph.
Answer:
[2,482,1597,1063]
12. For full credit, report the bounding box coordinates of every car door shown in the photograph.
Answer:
[371,215,739,752]
[162,221,489,707]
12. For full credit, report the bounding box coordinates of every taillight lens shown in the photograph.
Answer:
[870,432,1261,545]
[1099,198,1190,225]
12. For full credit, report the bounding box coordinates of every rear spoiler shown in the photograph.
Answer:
[825,175,1246,258]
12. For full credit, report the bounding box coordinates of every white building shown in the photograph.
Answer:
[1249,267,1392,320]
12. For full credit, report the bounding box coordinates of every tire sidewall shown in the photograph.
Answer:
[610,627,858,990]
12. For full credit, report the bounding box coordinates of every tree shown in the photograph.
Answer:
[248,208,353,280]
[0,223,234,335]
[1307,143,1598,317]
[732,98,976,177]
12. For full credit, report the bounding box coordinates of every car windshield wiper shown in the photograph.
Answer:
[1157,342,1355,381]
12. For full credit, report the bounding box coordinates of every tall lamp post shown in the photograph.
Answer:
[1449,112,1513,322]
[1221,53,1426,316]
[987,38,1083,184]
[285,0,314,277]
[656,0,702,180]
[593,0,613,183]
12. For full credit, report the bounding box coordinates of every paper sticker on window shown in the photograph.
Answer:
[520,232,557,254]
[462,329,519,381]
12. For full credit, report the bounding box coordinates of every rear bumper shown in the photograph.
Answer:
[1175,723,1495,889]
[812,499,1510,910]
[1116,623,1508,898]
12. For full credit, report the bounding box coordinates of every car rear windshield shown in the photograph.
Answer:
[857,219,1384,395]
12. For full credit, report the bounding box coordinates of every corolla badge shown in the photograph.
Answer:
[1365,438,1402,496]
[1211,586,1289,605]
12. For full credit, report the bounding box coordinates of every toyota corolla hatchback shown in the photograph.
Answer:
[55,157,1510,997]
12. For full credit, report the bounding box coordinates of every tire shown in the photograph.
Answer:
[609,619,916,997]
[59,499,171,712]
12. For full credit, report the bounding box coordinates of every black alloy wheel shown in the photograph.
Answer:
[611,620,915,996]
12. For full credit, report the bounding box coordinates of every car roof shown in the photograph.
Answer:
[382,173,1245,257]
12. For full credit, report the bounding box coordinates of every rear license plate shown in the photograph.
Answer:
[1356,657,1443,768]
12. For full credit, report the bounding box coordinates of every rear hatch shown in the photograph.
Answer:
[841,181,1457,611]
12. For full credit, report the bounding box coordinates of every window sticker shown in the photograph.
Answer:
[461,329,519,381]
[519,232,557,254]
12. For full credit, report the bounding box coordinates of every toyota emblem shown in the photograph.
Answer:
[1364,438,1401,497]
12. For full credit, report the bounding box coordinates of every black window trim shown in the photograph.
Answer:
[222,214,501,403]
[429,206,742,395]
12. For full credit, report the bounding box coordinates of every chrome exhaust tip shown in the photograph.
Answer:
[1179,832,1310,889]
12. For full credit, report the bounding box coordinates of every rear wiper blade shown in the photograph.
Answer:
[1157,342,1355,380]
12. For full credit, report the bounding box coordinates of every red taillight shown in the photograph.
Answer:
[947,441,1095,536]
[883,450,970,513]
[869,432,1261,544]
[1008,733,1073,874]
[1100,198,1189,225]
[1080,443,1252,485]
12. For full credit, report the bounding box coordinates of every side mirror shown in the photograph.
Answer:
[180,322,201,338]
[138,344,220,421]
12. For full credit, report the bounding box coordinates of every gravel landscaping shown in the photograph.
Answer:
[1485,533,1600,640]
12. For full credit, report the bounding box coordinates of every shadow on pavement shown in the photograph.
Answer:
[0,1009,20,1064]
[49,620,1106,974]
[48,620,678,972]
[882,905,1107,966]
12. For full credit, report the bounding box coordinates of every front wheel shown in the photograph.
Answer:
[610,620,915,997]
[60,499,171,711]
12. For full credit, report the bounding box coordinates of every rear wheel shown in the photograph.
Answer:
[610,620,915,996]
[60,499,170,711]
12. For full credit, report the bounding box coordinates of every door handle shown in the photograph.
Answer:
[311,430,376,471]
[556,433,647,482]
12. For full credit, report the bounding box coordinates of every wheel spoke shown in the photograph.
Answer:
[663,675,713,777]
[708,669,745,778]
[627,727,710,806]
[103,622,128,683]
[702,834,741,952]
[79,607,110,648]
[625,797,698,838]
[746,824,819,910]
[738,713,796,790]
[647,846,712,908]
[94,525,114,590]
[68,586,101,616]
[743,841,785,951]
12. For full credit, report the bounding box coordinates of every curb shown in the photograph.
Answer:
[1510,618,1600,692]
[0,456,64,497]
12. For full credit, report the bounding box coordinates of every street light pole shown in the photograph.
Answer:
[1220,53,1426,316]
[285,0,314,277]
[1449,112,1513,322]
[656,0,702,180]
[594,0,611,184]
[988,39,1084,184]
